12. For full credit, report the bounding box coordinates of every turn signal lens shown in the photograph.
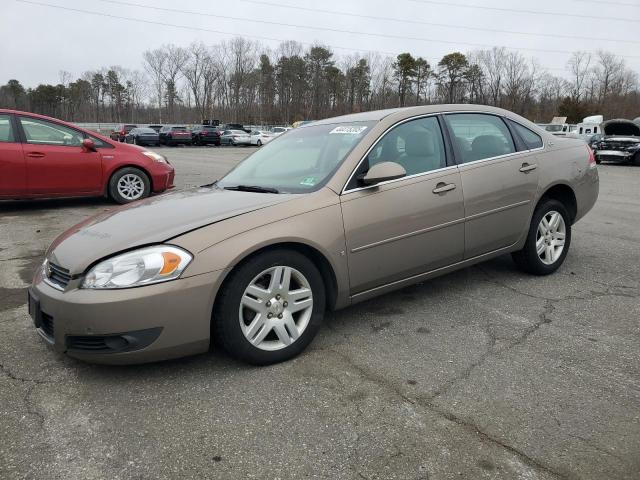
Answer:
[160,252,181,275]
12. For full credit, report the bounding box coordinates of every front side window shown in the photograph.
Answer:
[0,114,15,142]
[20,117,84,146]
[363,116,446,179]
[446,113,515,163]
[508,120,543,150]
[218,121,375,193]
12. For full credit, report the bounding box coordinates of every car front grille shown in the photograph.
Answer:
[47,262,72,289]
[40,312,54,339]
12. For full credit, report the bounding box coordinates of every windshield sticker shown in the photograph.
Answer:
[329,126,368,135]
[300,177,317,186]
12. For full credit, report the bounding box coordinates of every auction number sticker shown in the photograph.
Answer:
[329,126,368,135]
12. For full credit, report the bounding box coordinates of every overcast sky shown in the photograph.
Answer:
[2,0,640,87]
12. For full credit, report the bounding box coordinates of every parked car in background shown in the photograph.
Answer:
[591,119,640,165]
[220,129,251,146]
[271,126,291,136]
[0,109,174,204]
[110,124,137,142]
[250,130,274,146]
[191,125,221,146]
[26,104,598,366]
[159,126,192,146]
[125,127,160,146]
[148,124,163,133]
[223,123,250,133]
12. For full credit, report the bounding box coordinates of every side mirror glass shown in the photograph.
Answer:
[82,138,96,152]
[361,161,407,186]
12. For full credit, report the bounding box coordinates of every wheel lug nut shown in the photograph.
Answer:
[267,313,272,318]
[266,301,271,307]
[278,314,283,319]
[276,294,281,300]
[283,301,288,307]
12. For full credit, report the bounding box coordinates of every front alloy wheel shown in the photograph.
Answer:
[214,249,325,364]
[108,167,151,204]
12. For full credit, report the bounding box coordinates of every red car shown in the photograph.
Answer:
[0,110,174,204]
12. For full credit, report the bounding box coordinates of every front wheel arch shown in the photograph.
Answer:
[210,242,339,332]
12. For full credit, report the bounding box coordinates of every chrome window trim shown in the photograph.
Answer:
[341,111,544,195]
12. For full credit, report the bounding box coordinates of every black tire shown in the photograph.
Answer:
[108,167,151,204]
[257,139,262,147]
[133,137,137,145]
[213,249,326,365]
[512,198,572,275]
[633,152,640,166]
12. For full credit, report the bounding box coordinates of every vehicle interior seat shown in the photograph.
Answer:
[399,131,444,175]
[470,135,507,161]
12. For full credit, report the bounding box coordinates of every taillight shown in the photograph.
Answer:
[587,145,597,167]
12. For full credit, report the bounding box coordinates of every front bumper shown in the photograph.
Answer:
[28,270,223,364]
[595,150,635,162]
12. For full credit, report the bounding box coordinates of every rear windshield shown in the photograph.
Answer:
[137,128,156,134]
[171,126,187,131]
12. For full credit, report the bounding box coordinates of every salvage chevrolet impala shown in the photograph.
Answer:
[28,105,599,365]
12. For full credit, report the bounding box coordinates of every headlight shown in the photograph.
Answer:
[142,151,168,163]
[82,245,192,289]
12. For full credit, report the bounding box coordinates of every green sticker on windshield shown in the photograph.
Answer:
[300,177,317,186]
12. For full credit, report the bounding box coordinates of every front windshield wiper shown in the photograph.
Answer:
[224,185,279,194]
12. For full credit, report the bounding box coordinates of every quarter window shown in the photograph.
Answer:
[0,115,15,142]
[446,113,516,163]
[508,120,543,150]
[19,117,84,146]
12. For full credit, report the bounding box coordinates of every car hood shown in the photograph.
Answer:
[47,187,296,274]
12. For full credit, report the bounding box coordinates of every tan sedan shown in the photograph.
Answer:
[29,105,599,365]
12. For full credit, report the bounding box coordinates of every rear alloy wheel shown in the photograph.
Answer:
[109,167,151,204]
[512,198,571,275]
[214,249,325,365]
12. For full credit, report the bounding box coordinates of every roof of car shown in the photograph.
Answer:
[311,104,529,125]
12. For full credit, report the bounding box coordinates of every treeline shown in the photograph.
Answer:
[1,37,639,125]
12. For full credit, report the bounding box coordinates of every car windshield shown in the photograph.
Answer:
[545,125,563,132]
[231,130,247,134]
[138,128,156,134]
[172,126,187,131]
[218,121,375,193]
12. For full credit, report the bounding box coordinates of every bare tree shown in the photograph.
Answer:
[567,51,592,101]
[142,48,167,122]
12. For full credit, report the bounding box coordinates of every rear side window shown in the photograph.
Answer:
[19,117,84,146]
[446,113,515,163]
[0,115,15,142]
[508,121,543,150]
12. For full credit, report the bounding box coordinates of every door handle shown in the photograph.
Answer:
[519,163,537,173]
[26,152,45,158]
[432,182,456,194]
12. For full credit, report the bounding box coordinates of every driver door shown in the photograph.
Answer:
[340,116,465,295]
[18,116,103,195]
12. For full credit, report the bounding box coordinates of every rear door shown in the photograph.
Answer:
[444,113,540,259]
[0,113,26,197]
[18,116,103,195]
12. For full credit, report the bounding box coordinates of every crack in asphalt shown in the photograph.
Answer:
[0,362,53,431]
[329,349,570,480]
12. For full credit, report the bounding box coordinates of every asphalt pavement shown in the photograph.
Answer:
[1,146,639,479]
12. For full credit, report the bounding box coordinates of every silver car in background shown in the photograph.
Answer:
[220,129,251,146]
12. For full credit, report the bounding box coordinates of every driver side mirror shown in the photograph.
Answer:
[360,161,407,186]
[82,138,96,152]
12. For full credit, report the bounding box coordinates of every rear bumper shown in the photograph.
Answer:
[167,137,192,144]
[29,270,224,364]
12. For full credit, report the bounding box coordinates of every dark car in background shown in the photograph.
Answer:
[110,124,137,142]
[125,127,160,146]
[191,125,221,146]
[591,119,640,165]
[148,124,163,133]
[159,125,192,146]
